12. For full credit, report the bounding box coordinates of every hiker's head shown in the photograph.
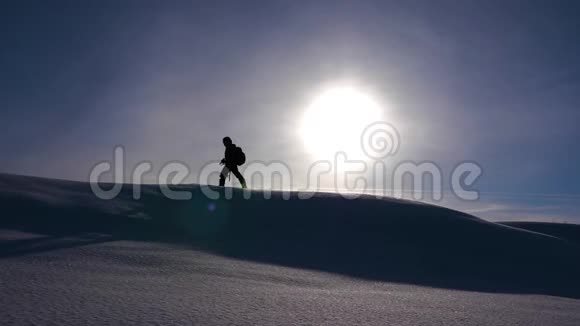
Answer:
[222,136,232,146]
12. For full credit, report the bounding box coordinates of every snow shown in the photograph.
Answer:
[1,173,579,325]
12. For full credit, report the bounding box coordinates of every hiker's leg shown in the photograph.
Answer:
[230,166,246,188]
[219,166,229,186]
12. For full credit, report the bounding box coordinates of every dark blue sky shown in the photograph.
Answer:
[1,1,579,221]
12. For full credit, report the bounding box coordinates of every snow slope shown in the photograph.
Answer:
[1,173,579,325]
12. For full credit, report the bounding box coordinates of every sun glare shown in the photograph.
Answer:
[300,86,383,159]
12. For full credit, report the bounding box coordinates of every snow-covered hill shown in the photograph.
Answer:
[1,173,579,325]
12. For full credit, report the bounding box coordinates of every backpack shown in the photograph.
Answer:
[233,146,246,166]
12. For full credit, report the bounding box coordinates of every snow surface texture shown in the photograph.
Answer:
[1,173,579,325]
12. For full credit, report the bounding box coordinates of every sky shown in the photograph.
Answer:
[1,0,579,222]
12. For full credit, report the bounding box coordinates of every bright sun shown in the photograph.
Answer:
[300,86,383,159]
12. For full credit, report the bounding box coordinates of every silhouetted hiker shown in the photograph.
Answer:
[219,136,247,188]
